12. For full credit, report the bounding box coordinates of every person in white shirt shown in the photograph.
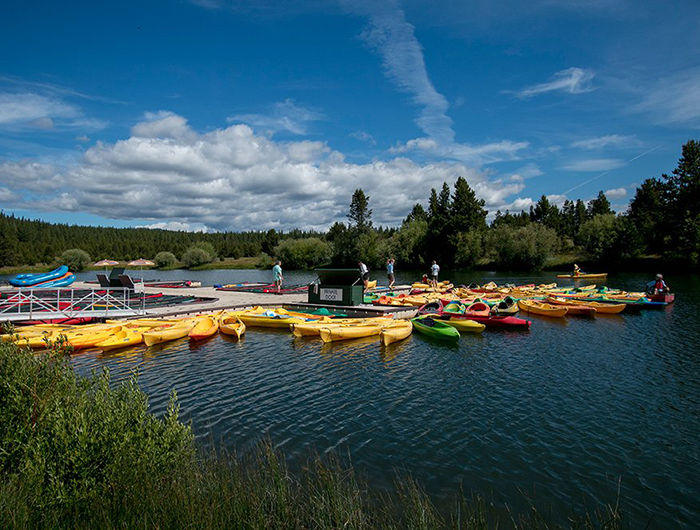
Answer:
[430,260,440,288]
[358,260,369,290]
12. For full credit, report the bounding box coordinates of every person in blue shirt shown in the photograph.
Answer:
[272,260,283,294]
[386,258,395,289]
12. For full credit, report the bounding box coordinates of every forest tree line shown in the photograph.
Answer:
[0,140,697,272]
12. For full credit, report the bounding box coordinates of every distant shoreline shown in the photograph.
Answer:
[0,254,689,277]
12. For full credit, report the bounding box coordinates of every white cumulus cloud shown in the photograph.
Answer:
[605,187,627,199]
[7,112,531,231]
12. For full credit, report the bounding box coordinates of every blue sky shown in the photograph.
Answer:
[1,0,698,232]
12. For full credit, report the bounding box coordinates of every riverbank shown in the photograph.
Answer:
[1,253,688,279]
[0,341,624,529]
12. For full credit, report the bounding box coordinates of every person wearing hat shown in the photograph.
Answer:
[646,273,669,295]
[653,274,669,294]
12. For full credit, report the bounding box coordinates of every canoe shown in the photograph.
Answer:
[219,314,245,339]
[189,316,219,340]
[556,273,608,279]
[411,316,460,341]
[380,320,413,345]
[319,325,382,342]
[543,296,596,316]
[435,316,485,333]
[94,328,146,351]
[143,320,197,346]
[517,299,568,317]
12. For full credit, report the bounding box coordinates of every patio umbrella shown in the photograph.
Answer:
[127,258,155,285]
[94,259,120,271]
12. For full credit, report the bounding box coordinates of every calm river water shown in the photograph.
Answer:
[11,269,698,527]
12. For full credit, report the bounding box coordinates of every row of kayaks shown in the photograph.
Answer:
[2,313,247,350]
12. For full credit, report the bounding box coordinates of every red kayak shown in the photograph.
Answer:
[648,293,675,303]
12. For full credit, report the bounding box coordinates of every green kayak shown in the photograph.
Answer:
[411,316,460,341]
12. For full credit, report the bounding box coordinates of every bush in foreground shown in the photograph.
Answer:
[0,342,625,529]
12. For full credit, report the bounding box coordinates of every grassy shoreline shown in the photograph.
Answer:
[0,340,627,529]
[0,253,678,277]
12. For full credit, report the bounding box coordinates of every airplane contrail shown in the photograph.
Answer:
[562,144,662,195]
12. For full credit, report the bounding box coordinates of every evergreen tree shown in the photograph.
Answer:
[404,203,427,224]
[628,178,667,252]
[347,189,372,233]
[587,191,612,217]
[530,195,561,232]
[449,176,487,232]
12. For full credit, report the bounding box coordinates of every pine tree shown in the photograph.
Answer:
[347,189,372,233]
[587,191,612,217]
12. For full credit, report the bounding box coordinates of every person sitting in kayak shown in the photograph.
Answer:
[647,274,670,295]
[573,263,584,276]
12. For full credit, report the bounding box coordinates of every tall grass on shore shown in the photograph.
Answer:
[0,341,623,529]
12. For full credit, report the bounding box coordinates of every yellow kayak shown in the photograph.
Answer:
[556,273,608,279]
[380,320,413,345]
[143,320,198,346]
[219,314,245,339]
[64,326,123,349]
[319,325,382,343]
[14,329,68,348]
[189,316,219,341]
[437,317,486,333]
[291,317,393,337]
[235,311,308,329]
[94,328,149,351]
[517,299,568,318]
[547,297,626,314]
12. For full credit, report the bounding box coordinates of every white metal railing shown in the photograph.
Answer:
[0,287,146,320]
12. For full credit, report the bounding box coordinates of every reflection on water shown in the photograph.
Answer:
[63,271,700,528]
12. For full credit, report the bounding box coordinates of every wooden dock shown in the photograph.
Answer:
[1,282,418,323]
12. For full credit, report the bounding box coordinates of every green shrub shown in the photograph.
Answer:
[487,224,559,270]
[578,214,643,263]
[453,230,483,269]
[0,342,194,516]
[273,237,332,269]
[181,246,212,268]
[256,252,274,269]
[60,248,91,271]
[192,241,217,260]
[154,251,177,268]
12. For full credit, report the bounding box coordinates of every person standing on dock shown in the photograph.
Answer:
[272,260,283,294]
[358,260,369,291]
[430,260,440,288]
[386,258,395,289]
